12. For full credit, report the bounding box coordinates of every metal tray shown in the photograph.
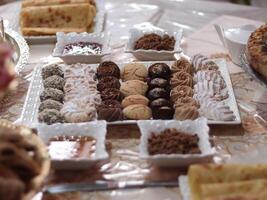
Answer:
[19,60,241,127]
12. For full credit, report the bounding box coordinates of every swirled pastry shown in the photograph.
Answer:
[170,85,193,102]
[171,58,192,74]
[174,96,199,109]
[174,105,199,120]
[170,71,193,88]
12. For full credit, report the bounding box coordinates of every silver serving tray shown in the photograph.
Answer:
[19,60,241,127]
[5,28,29,74]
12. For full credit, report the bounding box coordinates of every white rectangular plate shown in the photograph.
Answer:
[19,59,241,127]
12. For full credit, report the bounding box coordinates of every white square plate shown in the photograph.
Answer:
[53,32,111,64]
[37,121,108,170]
[125,23,183,61]
[138,117,216,167]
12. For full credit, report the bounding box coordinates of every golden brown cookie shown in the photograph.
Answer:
[174,105,199,120]
[170,71,193,88]
[123,104,152,120]
[170,85,193,102]
[120,80,148,97]
[121,95,149,108]
[121,63,148,81]
[171,58,192,74]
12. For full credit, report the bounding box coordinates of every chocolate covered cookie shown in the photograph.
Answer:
[148,63,171,79]
[97,100,124,121]
[148,78,169,90]
[152,106,174,119]
[149,98,172,109]
[97,76,120,91]
[101,88,123,101]
[147,88,169,100]
[97,61,120,79]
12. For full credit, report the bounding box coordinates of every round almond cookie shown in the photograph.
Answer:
[120,80,148,97]
[121,63,148,81]
[123,104,152,120]
[121,95,149,108]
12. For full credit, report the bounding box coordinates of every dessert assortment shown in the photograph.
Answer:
[148,128,200,155]
[38,63,101,124]
[134,33,176,51]
[34,56,238,125]
[180,163,267,200]
[247,24,267,80]
[20,0,97,36]
[0,120,49,200]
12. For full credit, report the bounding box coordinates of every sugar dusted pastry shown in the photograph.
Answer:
[171,58,192,74]
[170,85,193,102]
[123,104,152,120]
[61,101,96,123]
[121,63,148,81]
[64,63,96,78]
[199,99,235,121]
[192,54,218,71]
[194,79,229,101]
[174,105,199,120]
[170,71,193,88]
[120,80,148,97]
[194,70,226,89]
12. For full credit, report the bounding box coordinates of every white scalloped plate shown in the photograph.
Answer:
[37,121,108,170]
[19,59,240,127]
[125,23,183,61]
[138,118,216,167]
[52,32,111,64]
[21,0,105,44]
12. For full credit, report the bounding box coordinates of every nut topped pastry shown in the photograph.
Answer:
[134,33,175,51]
[97,61,120,79]
[247,24,267,79]
[41,64,64,80]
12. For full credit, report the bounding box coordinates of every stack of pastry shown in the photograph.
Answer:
[61,63,100,123]
[192,54,235,121]
[170,58,199,120]
[187,164,267,200]
[96,61,124,122]
[121,63,151,120]
[146,63,174,119]
[20,0,97,36]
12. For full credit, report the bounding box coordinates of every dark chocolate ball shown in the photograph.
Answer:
[147,88,169,100]
[97,61,120,79]
[148,63,171,79]
[148,78,169,89]
[150,98,172,109]
[152,106,174,119]
[97,76,121,91]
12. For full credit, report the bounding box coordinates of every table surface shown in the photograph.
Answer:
[1,1,267,200]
